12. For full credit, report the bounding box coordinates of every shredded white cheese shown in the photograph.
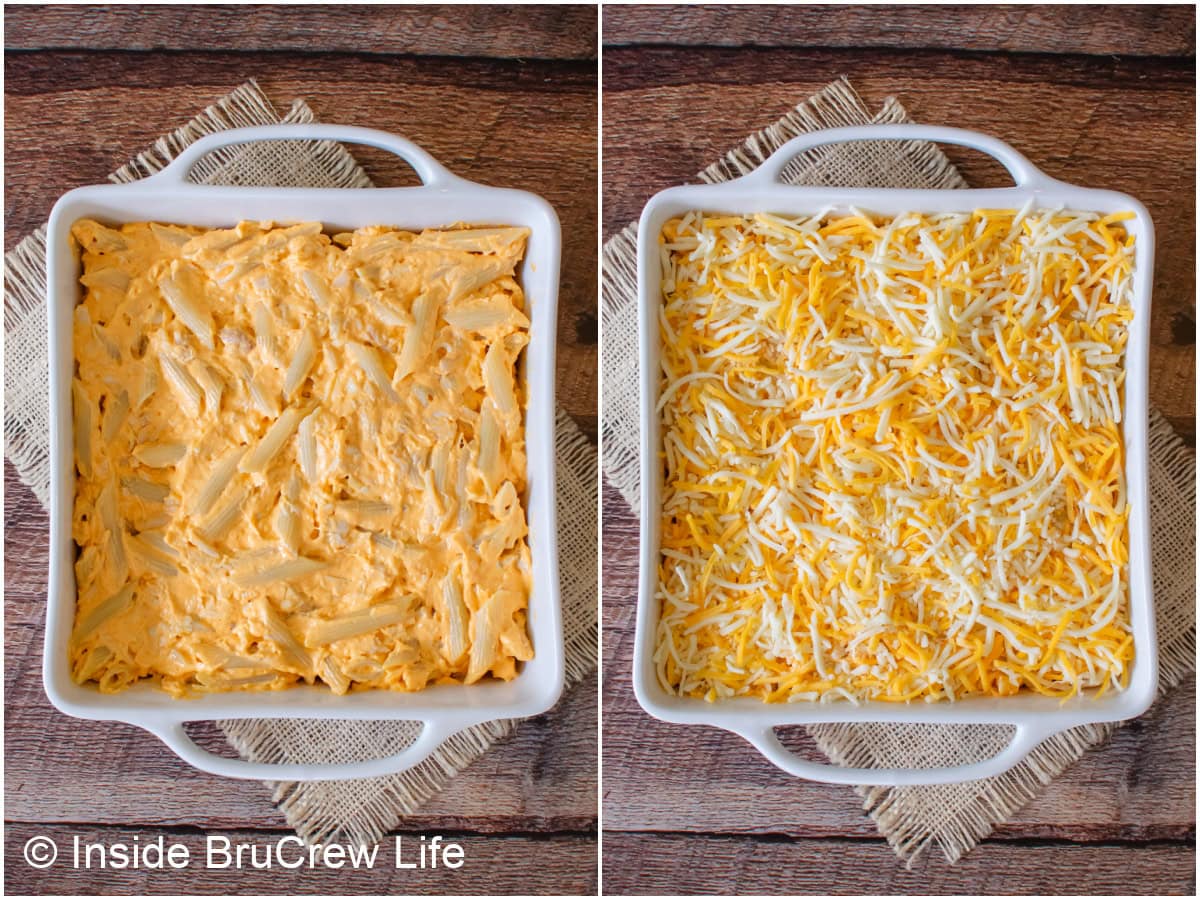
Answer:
[655,209,1136,703]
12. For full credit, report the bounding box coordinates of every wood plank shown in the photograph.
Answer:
[602,47,1195,438]
[602,4,1196,58]
[601,479,1195,839]
[5,4,598,60]
[601,832,1195,896]
[6,459,595,830]
[5,824,597,896]
[4,52,598,428]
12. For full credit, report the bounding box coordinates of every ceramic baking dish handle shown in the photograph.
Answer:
[146,718,457,781]
[142,123,464,189]
[740,124,1045,190]
[738,721,1057,786]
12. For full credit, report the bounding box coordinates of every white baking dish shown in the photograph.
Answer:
[634,124,1157,786]
[44,124,564,781]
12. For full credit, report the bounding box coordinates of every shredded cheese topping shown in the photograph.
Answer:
[655,208,1136,704]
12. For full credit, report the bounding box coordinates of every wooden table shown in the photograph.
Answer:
[5,5,597,895]
[602,5,1195,895]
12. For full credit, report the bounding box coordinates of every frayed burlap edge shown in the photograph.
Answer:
[5,228,53,507]
[108,80,372,189]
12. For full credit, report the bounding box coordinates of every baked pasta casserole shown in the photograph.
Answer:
[70,218,534,696]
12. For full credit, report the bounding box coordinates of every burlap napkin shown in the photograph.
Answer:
[601,76,1195,865]
[4,80,598,848]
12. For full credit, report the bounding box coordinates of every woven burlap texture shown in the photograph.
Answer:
[4,80,598,849]
[600,76,1195,865]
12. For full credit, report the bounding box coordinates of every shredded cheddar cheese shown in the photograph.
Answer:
[655,208,1136,704]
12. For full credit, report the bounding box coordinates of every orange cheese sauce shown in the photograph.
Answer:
[70,218,533,697]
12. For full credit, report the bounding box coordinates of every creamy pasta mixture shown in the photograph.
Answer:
[70,218,533,696]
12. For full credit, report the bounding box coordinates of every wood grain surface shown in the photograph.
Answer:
[602,833,1195,896]
[4,5,597,896]
[601,4,1195,896]
[602,3,1196,57]
[6,4,598,59]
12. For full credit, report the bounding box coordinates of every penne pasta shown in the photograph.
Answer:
[346,341,400,401]
[75,221,128,253]
[92,324,123,361]
[191,448,245,517]
[128,533,180,578]
[296,410,320,481]
[160,356,203,416]
[320,657,351,695]
[430,440,451,495]
[411,226,528,255]
[150,222,193,248]
[137,530,180,558]
[101,389,131,443]
[336,499,391,517]
[189,360,225,415]
[240,407,305,474]
[80,267,131,294]
[369,531,397,550]
[194,643,264,671]
[483,341,517,419]
[282,222,323,240]
[234,556,327,588]
[476,401,502,494]
[96,479,129,585]
[181,227,242,255]
[211,259,259,285]
[75,644,114,683]
[197,487,247,542]
[442,568,469,664]
[264,605,311,672]
[394,292,438,380]
[136,367,158,409]
[369,296,410,329]
[72,380,95,479]
[245,371,278,417]
[73,584,134,644]
[465,596,497,684]
[384,641,420,666]
[275,474,302,556]
[446,257,514,303]
[443,295,529,332]
[194,672,281,691]
[306,599,413,646]
[121,475,170,503]
[283,329,317,400]
[158,266,214,349]
[134,443,187,468]
[188,534,221,558]
[358,232,407,260]
[252,303,277,357]
[301,270,332,306]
